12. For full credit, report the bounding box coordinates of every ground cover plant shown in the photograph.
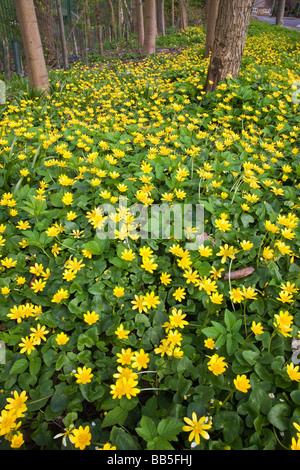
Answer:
[0,21,299,450]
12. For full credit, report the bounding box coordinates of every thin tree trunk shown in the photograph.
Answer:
[95,1,104,55]
[205,0,253,93]
[156,0,165,36]
[108,0,117,40]
[136,0,144,46]
[171,0,175,28]
[56,0,68,70]
[178,0,188,29]
[204,0,219,58]
[143,0,156,54]
[276,0,286,25]
[15,0,50,94]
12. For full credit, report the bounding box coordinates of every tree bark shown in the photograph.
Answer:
[204,0,254,93]
[95,1,104,55]
[136,0,144,46]
[171,0,175,28]
[276,0,286,25]
[15,0,50,95]
[56,0,68,70]
[156,0,165,36]
[178,0,188,29]
[143,0,156,54]
[108,0,117,40]
[204,0,219,59]
[34,0,56,66]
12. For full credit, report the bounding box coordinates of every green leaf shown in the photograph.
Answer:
[147,436,175,450]
[110,426,139,450]
[10,358,29,375]
[136,416,157,441]
[102,406,128,427]
[157,418,182,441]
[29,357,42,377]
[267,403,290,431]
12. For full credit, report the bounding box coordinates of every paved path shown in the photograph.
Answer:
[255,15,300,31]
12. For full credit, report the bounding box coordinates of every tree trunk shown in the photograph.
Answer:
[171,0,175,28]
[15,0,50,95]
[178,0,188,29]
[108,0,117,40]
[136,0,144,46]
[276,0,286,25]
[204,0,253,93]
[34,0,56,67]
[56,0,68,70]
[204,0,219,59]
[95,1,104,55]
[117,0,124,38]
[156,0,165,36]
[143,0,156,54]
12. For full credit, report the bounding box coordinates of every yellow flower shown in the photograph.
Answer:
[251,321,264,335]
[182,413,212,445]
[121,248,135,261]
[70,425,91,450]
[100,442,117,450]
[83,310,99,325]
[172,287,186,302]
[215,217,232,232]
[55,332,70,345]
[210,291,224,304]
[1,257,17,269]
[234,374,251,393]
[204,338,215,349]
[113,286,125,297]
[51,288,69,303]
[62,192,73,205]
[18,336,36,355]
[143,291,160,309]
[0,409,17,436]
[229,287,244,303]
[5,390,28,419]
[74,366,94,384]
[198,244,213,257]
[116,348,134,365]
[160,272,172,285]
[10,432,25,448]
[132,349,150,370]
[30,324,49,345]
[240,240,253,251]
[207,354,228,376]
[1,286,10,295]
[131,294,148,313]
[30,278,46,293]
[115,324,130,340]
[287,363,300,382]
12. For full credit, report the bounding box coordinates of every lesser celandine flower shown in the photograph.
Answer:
[70,425,91,450]
[99,442,117,450]
[115,324,130,340]
[55,332,70,345]
[113,286,125,297]
[74,366,94,384]
[287,363,300,382]
[207,354,228,376]
[182,412,212,446]
[251,321,264,335]
[83,310,99,325]
[234,374,251,393]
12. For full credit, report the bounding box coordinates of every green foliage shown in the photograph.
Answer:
[0,22,299,451]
